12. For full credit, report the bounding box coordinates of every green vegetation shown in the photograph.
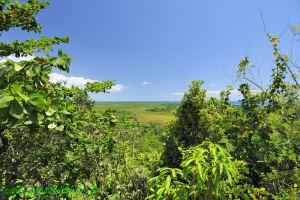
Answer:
[148,142,240,200]
[0,1,163,199]
[150,35,300,199]
[96,102,176,123]
[0,1,300,199]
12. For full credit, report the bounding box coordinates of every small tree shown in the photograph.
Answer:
[147,142,240,200]
[162,80,225,167]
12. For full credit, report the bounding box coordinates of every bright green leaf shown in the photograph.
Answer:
[0,95,14,108]
[28,94,48,108]
[14,63,24,71]
[56,125,64,131]
[48,123,57,129]
[45,107,56,116]
[26,67,36,77]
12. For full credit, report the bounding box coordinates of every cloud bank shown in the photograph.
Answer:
[0,55,125,93]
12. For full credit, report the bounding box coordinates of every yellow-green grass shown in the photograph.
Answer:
[95,102,177,123]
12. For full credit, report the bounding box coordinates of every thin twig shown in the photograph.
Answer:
[242,74,265,92]
[260,12,300,89]
[260,12,270,38]
[282,59,300,88]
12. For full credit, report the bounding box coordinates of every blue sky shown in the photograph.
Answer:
[2,0,300,101]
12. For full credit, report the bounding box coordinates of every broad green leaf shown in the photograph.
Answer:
[28,94,48,108]
[56,125,64,131]
[26,67,35,77]
[33,66,41,75]
[0,95,14,108]
[45,107,56,116]
[17,92,29,102]
[53,57,65,66]
[157,187,165,196]
[24,120,33,125]
[11,84,22,94]
[48,123,57,129]
[60,109,71,115]
[14,63,24,71]
[26,67,36,77]
[9,100,24,119]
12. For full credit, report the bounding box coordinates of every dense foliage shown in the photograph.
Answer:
[152,35,300,199]
[0,1,163,199]
[148,142,240,200]
[1,0,299,199]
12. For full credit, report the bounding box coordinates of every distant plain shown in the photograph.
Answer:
[95,102,178,123]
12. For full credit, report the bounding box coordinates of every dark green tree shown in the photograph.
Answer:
[162,80,225,167]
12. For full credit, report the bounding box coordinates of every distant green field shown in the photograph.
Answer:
[95,102,178,123]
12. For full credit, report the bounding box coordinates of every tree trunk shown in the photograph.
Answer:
[207,178,213,200]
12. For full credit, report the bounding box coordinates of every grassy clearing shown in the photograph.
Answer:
[95,102,177,123]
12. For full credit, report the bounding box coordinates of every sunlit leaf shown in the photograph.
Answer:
[0,95,14,108]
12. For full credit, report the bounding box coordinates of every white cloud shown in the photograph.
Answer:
[142,81,151,85]
[0,55,35,63]
[110,84,126,92]
[49,73,94,88]
[49,73,125,93]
